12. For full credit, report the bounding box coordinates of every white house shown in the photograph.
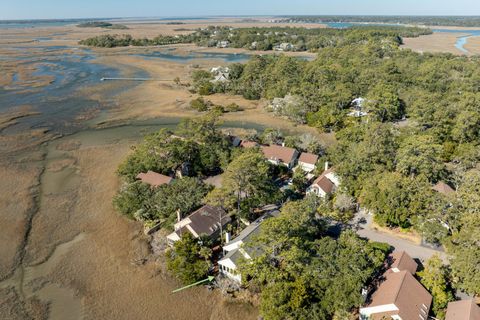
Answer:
[212,73,229,83]
[217,40,230,48]
[210,66,230,83]
[348,97,369,118]
[297,152,319,173]
[218,214,270,283]
[273,42,294,51]
[306,163,340,197]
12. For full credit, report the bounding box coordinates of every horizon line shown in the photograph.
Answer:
[3,14,480,22]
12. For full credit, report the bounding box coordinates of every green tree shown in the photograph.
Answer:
[360,172,433,228]
[365,83,404,122]
[166,233,212,285]
[215,148,280,219]
[452,110,480,143]
[113,181,155,219]
[396,135,445,182]
[417,255,454,319]
[449,213,480,295]
[239,199,385,320]
[152,177,212,226]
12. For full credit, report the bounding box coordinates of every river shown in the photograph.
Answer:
[326,22,480,54]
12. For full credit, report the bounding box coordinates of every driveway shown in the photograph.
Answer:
[353,211,448,263]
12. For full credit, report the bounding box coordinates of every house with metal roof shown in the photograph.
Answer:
[218,214,271,283]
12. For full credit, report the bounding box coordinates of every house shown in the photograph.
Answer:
[212,73,229,83]
[360,251,432,320]
[210,66,230,74]
[432,181,455,196]
[297,152,319,173]
[306,163,340,197]
[136,171,173,188]
[218,214,271,283]
[274,42,293,51]
[210,66,230,83]
[217,40,230,48]
[445,299,480,320]
[261,144,299,169]
[239,140,259,148]
[166,205,231,246]
[348,97,369,118]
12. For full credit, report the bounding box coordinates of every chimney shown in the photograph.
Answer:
[176,209,181,222]
[225,232,231,244]
[325,161,329,171]
[281,142,285,147]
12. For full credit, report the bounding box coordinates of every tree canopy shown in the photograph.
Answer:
[239,199,386,320]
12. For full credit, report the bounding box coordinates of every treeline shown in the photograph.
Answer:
[78,34,186,47]
[282,15,480,27]
[78,25,431,49]
[192,36,480,298]
[76,21,128,29]
[191,25,431,51]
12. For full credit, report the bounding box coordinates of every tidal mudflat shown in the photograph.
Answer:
[0,18,329,320]
[401,26,480,55]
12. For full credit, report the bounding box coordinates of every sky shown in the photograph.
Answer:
[1,0,480,20]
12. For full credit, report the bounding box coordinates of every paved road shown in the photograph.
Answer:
[353,211,448,263]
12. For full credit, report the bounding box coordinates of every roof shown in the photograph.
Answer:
[239,140,258,148]
[136,171,173,187]
[298,152,319,165]
[223,247,246,265]
[390,251,418,274]
[311,168,336,193]
[446,300,480,320]
[220,214,271,266]
[312,176,335,194]
[432,181,455,195]
[185,205,231,237]
[261,145,298,164]
[227,217,264,247]
[367,270,432,320]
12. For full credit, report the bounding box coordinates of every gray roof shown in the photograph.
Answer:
[222,214,271,265]
[187,205,231,237]
[223,248,245,265]
[228,214,269,247]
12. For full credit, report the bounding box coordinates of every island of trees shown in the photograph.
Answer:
[76,21,128,29]
[281,15,480,27]
[78,25,431,49]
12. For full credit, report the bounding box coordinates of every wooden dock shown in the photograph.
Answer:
[100,77,174,82]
